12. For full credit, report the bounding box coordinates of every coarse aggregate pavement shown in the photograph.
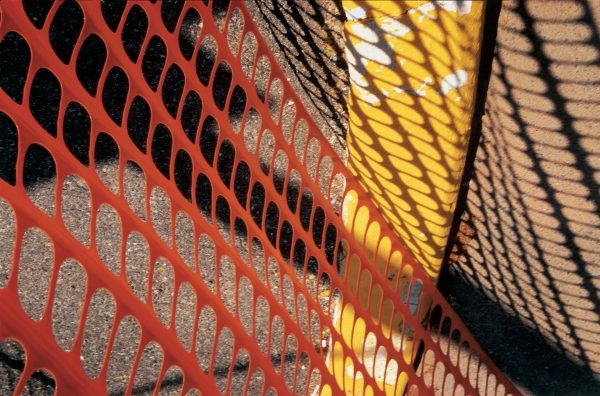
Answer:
[2,0,600,395]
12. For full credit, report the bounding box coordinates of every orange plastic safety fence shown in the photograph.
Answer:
[0,1,519,395]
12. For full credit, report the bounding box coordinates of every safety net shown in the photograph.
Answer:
[0,1,519,395]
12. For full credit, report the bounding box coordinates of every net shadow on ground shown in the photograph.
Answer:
[248,0,348,152]
[0,344,56,396]
[120,351,299,396]
[443,0,600,393]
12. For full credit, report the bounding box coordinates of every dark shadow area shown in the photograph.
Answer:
[116,351,301,396]
[443,0,600,392]
[441,267,600,396]
[0,350,56,388]
[0,340,55,396]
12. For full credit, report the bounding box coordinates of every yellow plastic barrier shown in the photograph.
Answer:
[344,0,485,280]
[328,1,486,393]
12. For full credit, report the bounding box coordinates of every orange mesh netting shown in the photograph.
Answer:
[0,1,519,395]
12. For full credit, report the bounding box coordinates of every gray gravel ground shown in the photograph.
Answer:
[4,0,600,395]
[1,155,329,395]
[1,1,338,394]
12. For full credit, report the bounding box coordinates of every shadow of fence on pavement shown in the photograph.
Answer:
[445,0,600,393]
